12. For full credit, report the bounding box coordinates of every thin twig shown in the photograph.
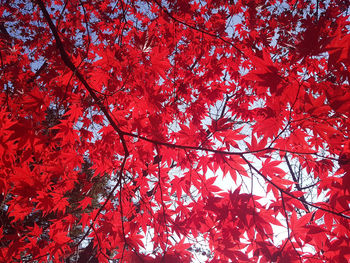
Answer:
[281,191,302,262]
[241,154,350,220]
[285,154,310,212]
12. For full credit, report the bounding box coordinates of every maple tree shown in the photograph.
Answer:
[0,0,350,262]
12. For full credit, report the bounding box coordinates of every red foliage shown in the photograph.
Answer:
[0,0,349,262]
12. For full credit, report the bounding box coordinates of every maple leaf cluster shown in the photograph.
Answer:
[0,0,349,262]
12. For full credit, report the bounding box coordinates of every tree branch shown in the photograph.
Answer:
[34,0,131,259]
[34,0,129,157]
[241,155,350,220]
[285,154,310,212]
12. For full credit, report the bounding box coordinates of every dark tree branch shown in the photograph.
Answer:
[34,0,129,157]
[34,1,131,261]
[241,155,350,220]
[281,191,302,262]
[27,61,47,84]
[285,154,310,212]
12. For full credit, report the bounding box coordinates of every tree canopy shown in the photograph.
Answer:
[1,0,350,262]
